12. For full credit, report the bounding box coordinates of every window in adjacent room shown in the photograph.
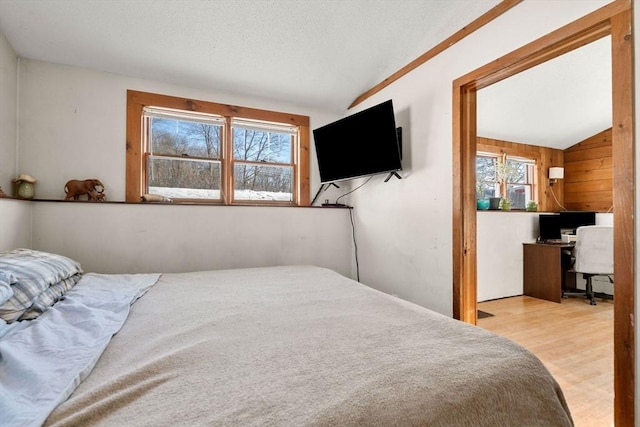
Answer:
[476,152,536,209]
[126,90,310,205]
[476,154,499,199]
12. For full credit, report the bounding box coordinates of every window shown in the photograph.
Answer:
[476,154,498,199]
[503,156,535,209]
[126,91,310,205]
[476,152,536,209]
[231,119,296,202]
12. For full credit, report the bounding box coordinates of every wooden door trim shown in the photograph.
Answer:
[452,0,634,424]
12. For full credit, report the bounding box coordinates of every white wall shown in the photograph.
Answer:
[342,0,611,316]
[477,212,537,301]
[31,202,353,277]
[16,59,341,201]
[0,29,17,194]
[0,198,31,251]
[477,212,615,302]
[11,58,352,278]
[0,28,25,252]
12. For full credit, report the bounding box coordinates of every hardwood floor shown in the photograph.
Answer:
[478,295,613,427]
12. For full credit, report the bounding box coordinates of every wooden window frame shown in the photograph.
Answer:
[477,136,562,212]
[476,149,540,209]
[126,90,310,205]
[504,156,536,208]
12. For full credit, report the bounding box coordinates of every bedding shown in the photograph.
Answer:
[0,249,83,322]
[0,272,159,426]
[12,265,571,426]
[0,271,15,304]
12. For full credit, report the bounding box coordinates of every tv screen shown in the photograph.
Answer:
[560,211,596,233]
[538,214,562,241]
[313,100,402,183]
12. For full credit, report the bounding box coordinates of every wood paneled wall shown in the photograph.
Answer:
[477,137,564,212]
[478,129,613,213]
[563,128,613,212]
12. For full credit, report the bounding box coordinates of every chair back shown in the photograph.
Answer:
[573,225,613,275]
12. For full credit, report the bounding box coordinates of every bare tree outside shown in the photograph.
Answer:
[148,118,222,193]
[476,154,532,208]
[476,155,497,198]
[148,116,294,201]
[233,127,292,199]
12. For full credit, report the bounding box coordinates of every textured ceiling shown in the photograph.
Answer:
[0,0,611,149]
[477,36,611,149]
[0,0,499,113]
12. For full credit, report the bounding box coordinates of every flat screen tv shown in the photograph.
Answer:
[313,100,402,183]
[560,211,596,233]
[538,214,562,241]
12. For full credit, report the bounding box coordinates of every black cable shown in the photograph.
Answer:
[310,183,341,206]
[335,176,372,205]
[310,184,325,206]
[348,207,360,282]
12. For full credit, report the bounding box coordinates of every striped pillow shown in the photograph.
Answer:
[0,249,83,323]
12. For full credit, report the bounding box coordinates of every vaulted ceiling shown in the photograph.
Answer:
[477,35,611,150]
[0,0,611,149]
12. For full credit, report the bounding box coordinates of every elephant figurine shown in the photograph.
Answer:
[64,179,105,201]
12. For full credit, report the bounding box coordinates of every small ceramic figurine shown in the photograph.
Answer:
[12,174,37,199]
[64,179,106,201]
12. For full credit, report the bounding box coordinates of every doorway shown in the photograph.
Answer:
[451,1,633,425]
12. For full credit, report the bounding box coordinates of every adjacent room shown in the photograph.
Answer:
[0,0,636,425]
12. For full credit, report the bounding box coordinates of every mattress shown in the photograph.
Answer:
[2,265,573,426]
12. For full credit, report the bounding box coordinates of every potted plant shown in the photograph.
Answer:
[476,183,490,210]
[526,200,538,212]
[495,154,515,211]
[489,196,501,210]
[500,198,511,211]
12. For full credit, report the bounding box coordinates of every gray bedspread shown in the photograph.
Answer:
[46,266,573,426]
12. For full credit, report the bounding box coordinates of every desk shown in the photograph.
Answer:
[523,242,575,303]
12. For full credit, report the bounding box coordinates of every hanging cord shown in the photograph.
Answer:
[549,185,567,211]
[338,176,373,282]
[336,176,373,206]
[348,207,360,282]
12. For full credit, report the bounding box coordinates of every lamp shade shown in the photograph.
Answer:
[549,167,564,180]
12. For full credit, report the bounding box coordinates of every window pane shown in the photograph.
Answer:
[507,184,531,209]
[506,158,528,184]
[148,157,221,200]
[150,117,221,159]
[232,127,292,163]
[234,164,293,201]
[476,156,498,198]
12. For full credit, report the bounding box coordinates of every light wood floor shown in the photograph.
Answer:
[478,295,613,427]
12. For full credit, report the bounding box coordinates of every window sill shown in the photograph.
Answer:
[477,209,536,212]
[20,198,346,208]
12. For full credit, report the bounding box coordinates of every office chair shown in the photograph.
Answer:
[571,225,614,305]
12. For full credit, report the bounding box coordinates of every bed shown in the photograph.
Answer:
[0,249,573,426]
